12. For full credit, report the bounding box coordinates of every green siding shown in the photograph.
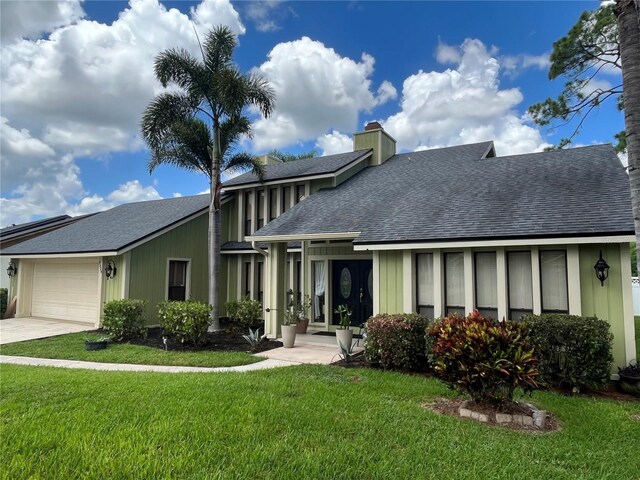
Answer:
[335,160,366,186]
[103,255,125,303]
[222,198,238,243]
[353,131,377,163]
[128,213,209,324]
[310,178,333,193]
[353,130,395,165]
[378,250,404,314]
[579,244,627,370]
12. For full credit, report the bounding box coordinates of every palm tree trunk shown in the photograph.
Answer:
[208,128,222,331]
[616,0,640,275]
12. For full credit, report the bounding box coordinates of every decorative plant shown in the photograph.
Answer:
[428,310,540,404]
[618,360,640,379]
[102,299,147,340]
[225,297,263,334]
[158,300,212,345]
[283,306,299,326]
[335,304,352,329]
[337,338,355,364]
[242,327,265,351]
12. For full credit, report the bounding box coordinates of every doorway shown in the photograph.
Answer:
[331,259,373,326]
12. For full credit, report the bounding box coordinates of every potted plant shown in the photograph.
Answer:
[84,336,111,351]
[335,304,353,350]
[294,295,313,334]
[618,360,640,397]
[281,307,298,348]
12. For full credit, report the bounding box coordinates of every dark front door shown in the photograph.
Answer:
[331,260,373,326]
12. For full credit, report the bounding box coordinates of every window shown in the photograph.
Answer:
[167,260,189,301]
[244,192,253,236]
[445,253,465,315]
[295,184,305,204]
[268,188,278,221]
[508,251,533,321]
[282,186,291,213]
[475,252,498,319]
[243,261,252,298]
[257,190,265,229]
[295,259,302,303]
[256,260,264,303]
[312,261,325,322]
[540,250,568,313]
[416,253,434,318]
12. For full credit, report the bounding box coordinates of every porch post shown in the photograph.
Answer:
[266,242,286,338]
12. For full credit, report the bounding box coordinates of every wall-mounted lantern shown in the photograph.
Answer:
[104,260,117,279]
[593,251,610,287]
[6,262,17,278]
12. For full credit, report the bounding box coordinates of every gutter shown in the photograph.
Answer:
[252,241,268,258]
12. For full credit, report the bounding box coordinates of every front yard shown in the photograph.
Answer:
[1,364,639,479]
[0,332,261,368]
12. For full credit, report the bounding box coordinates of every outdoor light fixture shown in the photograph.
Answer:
[104,260,117,279]
[593,251,610,287]
[6,262,17,278]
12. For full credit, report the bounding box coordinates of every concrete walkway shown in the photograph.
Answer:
[0,355,301,373]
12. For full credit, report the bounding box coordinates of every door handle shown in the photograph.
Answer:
[359,288,364,303]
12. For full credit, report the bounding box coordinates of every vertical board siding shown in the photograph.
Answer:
[103,255,125,304]
[579,244,627,370]
[310,178,333,193]
[335,161,366,186]
[378,250,404,314]
[129,213,209,324]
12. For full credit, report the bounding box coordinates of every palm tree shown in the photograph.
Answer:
[141,26,275,330]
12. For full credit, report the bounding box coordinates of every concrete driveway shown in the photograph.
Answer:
[0,318,94,345]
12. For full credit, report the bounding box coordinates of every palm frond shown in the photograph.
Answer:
[203,26,237,74]
[219,115,252,158]
[141,92,194,149]
[245,74,276,117]
[154,48,212,110]
[224,152,265,181]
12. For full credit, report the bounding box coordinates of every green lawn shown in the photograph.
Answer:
[0,332,261,368]
[1,365,638,479]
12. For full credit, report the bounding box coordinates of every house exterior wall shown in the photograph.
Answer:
[377,250,404,314]
[102,255,126,304]
[128,212,208,324]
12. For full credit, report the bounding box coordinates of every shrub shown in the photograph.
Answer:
[225,297,263,333]
[428,311,539,403]
[0,288,7,318]
[102,299,147,340]
[364,313,431,371]
[159,300,212,345]
[522,314,613,392]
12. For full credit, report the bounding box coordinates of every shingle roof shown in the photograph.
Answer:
[249,142,634,244]
[0,214,91,247]
[222,149,371,187]
[2,195,211,255]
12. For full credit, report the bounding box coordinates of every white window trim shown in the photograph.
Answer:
[165,258,191,301]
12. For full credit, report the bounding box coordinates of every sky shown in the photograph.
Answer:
[0,0,624,227]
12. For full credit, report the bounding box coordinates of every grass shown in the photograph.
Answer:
[0,332,261,368]
[1,364,639,479]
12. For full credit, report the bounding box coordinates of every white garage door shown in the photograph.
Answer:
[31,261,100,324]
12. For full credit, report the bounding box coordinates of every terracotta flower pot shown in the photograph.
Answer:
[295,318,310,334]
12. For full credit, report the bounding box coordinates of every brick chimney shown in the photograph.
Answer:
[353,121,396,166]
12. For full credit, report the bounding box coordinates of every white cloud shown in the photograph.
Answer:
[0,0,85,42]
[244,1,286,32]
[382,38,549,156]
[316,130,353,156]
[0,0,242,225]
[375,81,398,105]
[435,41,461,64]
[251,37,393,150]
[501,53,550,78]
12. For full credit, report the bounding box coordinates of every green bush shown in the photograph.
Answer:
[522,314,613,392]
[159,300,212,345]
[102,299,147,340]
[428,311,540,403]
[0,288,7,318]
[364,313,431,371]
[225,297,263,334]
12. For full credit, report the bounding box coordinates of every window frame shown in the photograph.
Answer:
[539,249,569,314]
[474,251,498,320]
[507,250,533,321]
[444,252,465,316]
[244,191,253,236]
[165,258,191,301]
[415,252,435,318]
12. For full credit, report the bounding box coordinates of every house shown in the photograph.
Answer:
[2,122,636,369]
[0,215,89,294]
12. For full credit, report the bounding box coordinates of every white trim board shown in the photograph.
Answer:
[353,235,635,251]
[246,232,361,242]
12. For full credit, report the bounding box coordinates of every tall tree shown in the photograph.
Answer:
[616,0,640,275]
[528,1,640,274]
[141,26,275,330]
[528,3,624,150]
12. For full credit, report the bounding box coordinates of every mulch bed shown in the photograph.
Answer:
[124,327,283,354]
[424,399,562,433]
